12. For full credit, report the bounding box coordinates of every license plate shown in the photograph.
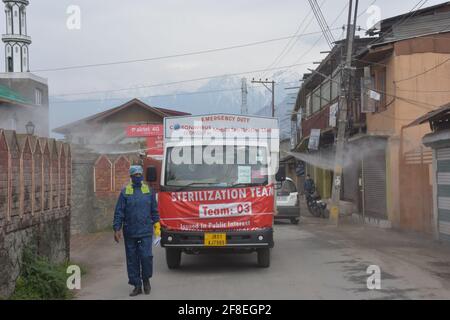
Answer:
[204,233,227,247]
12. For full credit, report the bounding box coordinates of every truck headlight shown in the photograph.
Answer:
[167,236,173,242]
[258,235,264,241]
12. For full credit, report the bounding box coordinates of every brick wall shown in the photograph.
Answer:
[71,147,141,234]
[0,134,7,227]
[22,139,33,215]
[33,146,42,213]
[42,143,51,211]
[0,129,72,298]
[94,155,112,194]
[60,146,67,208]
[50,141,59,210]
[113,156,131,191]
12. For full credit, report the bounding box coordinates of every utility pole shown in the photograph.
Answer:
[329,0,359,225]
[241,78,248,115]
[252,78,276,117]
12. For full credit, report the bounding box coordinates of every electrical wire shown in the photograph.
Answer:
[395,58,450,83]
[32,29,335,73]
[260,0,325,79]
[50,61,316,98]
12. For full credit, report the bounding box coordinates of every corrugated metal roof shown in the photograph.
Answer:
[374,11,450,46]
[407,102,450,128]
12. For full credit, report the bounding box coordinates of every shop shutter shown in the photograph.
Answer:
[363,151,387,219]
[437,148,450,243]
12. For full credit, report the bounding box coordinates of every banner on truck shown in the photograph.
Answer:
[164,114,279,139]
[158,185,275,231]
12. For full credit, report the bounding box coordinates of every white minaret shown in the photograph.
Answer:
[3,0,31,72]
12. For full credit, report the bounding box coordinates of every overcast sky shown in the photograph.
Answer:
[1,0,445,101]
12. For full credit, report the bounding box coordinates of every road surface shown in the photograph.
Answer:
[71,218,450,300]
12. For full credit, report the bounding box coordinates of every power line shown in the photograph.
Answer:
[260,0,324,78]
[395,58,450,83]
[357,0,377,18]
[50,61,315,98]
[308,0,335,49]
[276,2,349,81]
[50,87,243,105]
[50,80,301,105]
[31,29,337,73]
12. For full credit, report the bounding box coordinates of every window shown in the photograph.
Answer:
[331,71,340,100]
[35,89,43,106]
[321,80,331,108]
[312,87,321,114]
[373,68,387,111]
[305,94,312,117]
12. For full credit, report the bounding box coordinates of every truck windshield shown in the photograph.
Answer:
[165,146,269,188]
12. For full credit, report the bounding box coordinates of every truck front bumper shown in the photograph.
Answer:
[161,228,274,250]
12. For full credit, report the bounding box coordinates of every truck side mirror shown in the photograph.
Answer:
[146,166,157,183]
[276,165,286,182]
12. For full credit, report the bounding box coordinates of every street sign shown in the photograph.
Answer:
[308,129,321,151]
[329,103,338,127]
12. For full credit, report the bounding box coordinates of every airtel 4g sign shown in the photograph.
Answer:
[126,124,164,137]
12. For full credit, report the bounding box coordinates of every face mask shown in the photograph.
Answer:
[131,176,144,186]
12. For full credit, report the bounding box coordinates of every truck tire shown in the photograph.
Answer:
[166,248,181,269]
[257,248,271,268]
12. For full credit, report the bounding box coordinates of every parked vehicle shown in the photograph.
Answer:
[149,114,284,269]
[276,178,300,225]
[306,192,329,219]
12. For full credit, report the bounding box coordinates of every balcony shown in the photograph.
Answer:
[2,34,32,44]
[302,105,332,138]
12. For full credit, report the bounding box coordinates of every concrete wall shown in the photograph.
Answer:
[0,208,70,298]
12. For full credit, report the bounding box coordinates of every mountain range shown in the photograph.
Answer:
[50,72,301,140]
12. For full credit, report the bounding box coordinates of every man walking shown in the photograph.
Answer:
[113,165,161,297]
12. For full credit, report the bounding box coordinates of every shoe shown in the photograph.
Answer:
[143,280,151,295]
[129,286,142,297]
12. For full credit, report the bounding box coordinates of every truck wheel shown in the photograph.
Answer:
[257,248,271,268]
[166,248,181,269]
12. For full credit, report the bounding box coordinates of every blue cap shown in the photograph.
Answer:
[129,165,143,176]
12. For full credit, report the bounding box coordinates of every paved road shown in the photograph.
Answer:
[71,219,450,300]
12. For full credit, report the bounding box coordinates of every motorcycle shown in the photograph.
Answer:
[305,192,329,219]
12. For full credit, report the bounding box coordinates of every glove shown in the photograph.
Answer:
[153,222,161,238]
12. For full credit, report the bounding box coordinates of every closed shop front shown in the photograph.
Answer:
[363,149,387,219]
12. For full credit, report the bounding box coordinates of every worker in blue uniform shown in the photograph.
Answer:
[113,165,161,297]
